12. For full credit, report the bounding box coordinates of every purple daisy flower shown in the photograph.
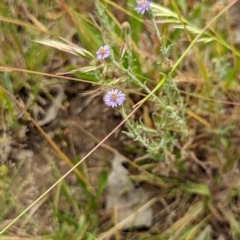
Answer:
[104,89,126,108]
[96,45,111,60]
[135,0,150,14]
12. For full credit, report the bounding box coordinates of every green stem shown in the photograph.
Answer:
[134,0,235,107]
[151,18,168,59]
[112,59,165,107]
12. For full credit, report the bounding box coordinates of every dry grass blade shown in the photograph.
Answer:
[20,193,51,228]
[57,65,104,75]
[0,237,52,240]
[0,87,142,234]
[20,3,48,33]
[0,86,94,193]
[0,16,48,33]
[164,202,204,239]
[186,110,212,128]
[0,66,103,85]
[2,0,240,238]
[32,38,94,58]
[97,198,157,240]
[152,0,240,56]
[151,2,179,18]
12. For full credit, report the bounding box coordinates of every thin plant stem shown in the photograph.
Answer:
[0,86,94,193]
[151,16,168,59]
[133,0,238,107]
[0,92,142,235]
[112,59,165,107]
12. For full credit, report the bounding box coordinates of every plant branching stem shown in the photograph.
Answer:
[133,0,238,107]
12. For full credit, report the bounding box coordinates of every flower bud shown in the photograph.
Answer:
[161,59,174,74]
[145,8,154,20]
[122,21,131,36]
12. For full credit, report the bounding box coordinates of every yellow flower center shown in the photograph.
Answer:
[99,48,106,54]
[110,93,117,101]
[140,0,146,6]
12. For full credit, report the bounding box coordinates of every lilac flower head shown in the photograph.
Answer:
[104,89,126,108]
[96,45,111,60]
[135,0,150,14]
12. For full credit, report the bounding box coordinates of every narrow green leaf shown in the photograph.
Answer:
[196,225,212,240]
[184,183,210,196]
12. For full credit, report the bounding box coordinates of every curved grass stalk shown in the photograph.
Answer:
[152,1,240,57]
[0,66,105,86]
[0,86,94,192]
[0,15,48,33]
[133,0,239,108]
[97,197,157,240]
[0,88,142,235]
